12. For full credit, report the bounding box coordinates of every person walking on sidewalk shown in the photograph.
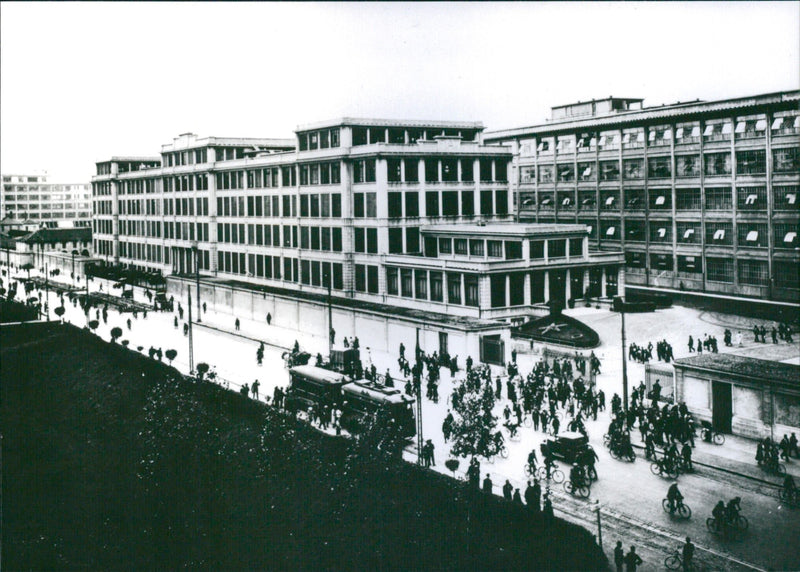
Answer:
[614,541,624,572]
[624,546,642,572]
[482,473,493,494]
[251,379,260,399]
[682,537,695,572]
[235,317,240,331]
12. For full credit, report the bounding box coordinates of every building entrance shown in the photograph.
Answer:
[549,269,566,306]
[712,381,732,433]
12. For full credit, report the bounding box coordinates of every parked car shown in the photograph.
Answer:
[541,431,590,463]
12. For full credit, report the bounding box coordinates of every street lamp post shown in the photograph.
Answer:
[71,251,76,285]
[326,271,333,356]
[44,263,49,321]
[188,285,194,373]
[616,296,629,412]
[191,242,201,323]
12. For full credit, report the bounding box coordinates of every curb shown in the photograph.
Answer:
[191,320,292,352]
[629,442,787,489]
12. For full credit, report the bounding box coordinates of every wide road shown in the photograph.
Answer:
[15,272,800,571]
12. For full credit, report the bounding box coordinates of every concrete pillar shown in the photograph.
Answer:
[601,267,607,298]
[505,273,510,308]
[524,272,531,306]
[565,268,572,300]
[544,270,550,302]
[583,268,590,295]
[618,266,626,297]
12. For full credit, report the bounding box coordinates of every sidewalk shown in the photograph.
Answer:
[634,425,799,486]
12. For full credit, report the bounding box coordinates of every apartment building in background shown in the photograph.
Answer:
[2,172,92,227]
[484,90,800,305]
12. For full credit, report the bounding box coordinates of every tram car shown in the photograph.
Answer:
[286,365,415,439]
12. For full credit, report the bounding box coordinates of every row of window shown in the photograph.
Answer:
[624,253,795,287]
[386,267,480,307]
[424,237,528,260]
[521,114,800,156]
[386,189,508,218]
[521,148,799,184]
[217,250,346,290]
[351,126,478,146]
[523,186,799,211]
[386,157,508,184]
[599,220,797,248]
[163,148,208,167]
[298,128,341,151]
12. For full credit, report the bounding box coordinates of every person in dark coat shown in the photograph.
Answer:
[502,479,513,501]
[482,473,493,494]
[624,546,643,571]
[614,541,624,572]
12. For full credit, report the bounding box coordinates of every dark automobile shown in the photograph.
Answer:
[541,431,590,462]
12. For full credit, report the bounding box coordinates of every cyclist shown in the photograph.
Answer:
[666,482,683,513]
[543,449,556,479]
[726,496,742,525]
[581,445,599,478]
[711,500,726,532]
[570,462,585,489]
[783,474,797,502]
[527,448,538,473]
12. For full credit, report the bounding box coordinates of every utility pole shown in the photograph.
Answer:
[593,501,603,549]
[618,296,629,412]
[415,327,424,465]
[45,263,49,321]
[188,285,194,373]
[192,243,201,323]
[327,276,333,357]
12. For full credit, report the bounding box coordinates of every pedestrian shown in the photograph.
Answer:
[252,379,260,399]
[502,479,513,501]
[624,546,642,572]
[688,335,694,352]
[736,330,743,346]
[682,537,695,572]
[614,541,624,572]
[235,317,240,331]
[127,318,132,330]
[542,494,554,521]
[399,342,405,358]
[202,302,207,313]
[512,488,523,505]
[482,473,493,494]
[329,327,336,346]
[772,326,778,344]
[183,323,189,336]
[241,383,249,398]
[266,312,272,325]
[524,480,540,512]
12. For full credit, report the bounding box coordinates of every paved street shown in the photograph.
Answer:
[6,269,800,571]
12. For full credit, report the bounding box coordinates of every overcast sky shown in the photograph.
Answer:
[1,2,798,182]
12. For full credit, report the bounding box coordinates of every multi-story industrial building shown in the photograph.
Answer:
[91,121,623,323]
[484,90,800,305]
[2,172,92,227]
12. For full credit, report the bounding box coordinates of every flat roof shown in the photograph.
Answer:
[674,353,800,385]
[485,89,800,140]
[297,117,484,132]
[421,223,587,237]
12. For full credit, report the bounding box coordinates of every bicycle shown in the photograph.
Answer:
[535,464,565,484]
[609,443,637,463]
[651,457,680,479]
[664,548,701,571]
[700,425,725,445]
[761,458,786,477]
[706,515,747,539]
[662,498,692,519]
[564,479,591,498]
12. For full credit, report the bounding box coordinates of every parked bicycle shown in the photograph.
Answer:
[662,497,692,519]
